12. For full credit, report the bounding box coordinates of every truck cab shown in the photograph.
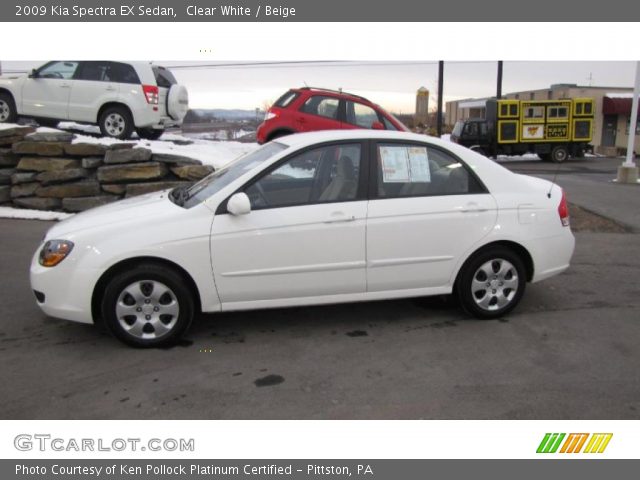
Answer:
[450,118,493,154]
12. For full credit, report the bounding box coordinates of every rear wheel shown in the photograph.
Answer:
[101,264,194,347]
[0,92,18,123]
[99,105,134,139]
[550,145,569,163]
[457,247,526,319]
[136,128,164,140]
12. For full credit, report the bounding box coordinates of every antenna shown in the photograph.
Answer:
[547,155,562,198]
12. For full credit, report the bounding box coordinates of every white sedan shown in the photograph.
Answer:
[30,130,575,347]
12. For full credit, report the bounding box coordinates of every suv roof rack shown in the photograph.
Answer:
[297,86,369,103]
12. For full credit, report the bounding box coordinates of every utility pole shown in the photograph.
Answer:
[437,61,444,137]
[616,61,640,184]
[497,61,503,99]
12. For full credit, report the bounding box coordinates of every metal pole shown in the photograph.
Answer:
[497,61,503,99]
[624,61,640,167]
[437,61,444,137]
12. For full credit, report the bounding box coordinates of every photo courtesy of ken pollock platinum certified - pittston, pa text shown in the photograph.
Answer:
[15,463,368,476]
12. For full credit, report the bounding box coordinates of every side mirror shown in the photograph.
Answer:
[371,121,384,130]
[227,192,251,216]
[28,69,38,79]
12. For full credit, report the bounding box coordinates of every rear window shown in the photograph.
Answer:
[274,91,299,108]
[152,66,177,88]
[109,62,140,84]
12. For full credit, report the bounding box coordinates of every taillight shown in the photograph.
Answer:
[142,84,159,105]
[264,110,278,121]
[558,189,570,227]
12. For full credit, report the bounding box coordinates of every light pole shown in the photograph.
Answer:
[617,61,640,183]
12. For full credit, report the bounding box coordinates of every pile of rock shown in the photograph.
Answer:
[0,126,213,212]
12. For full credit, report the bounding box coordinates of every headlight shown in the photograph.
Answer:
[39,240,74,267]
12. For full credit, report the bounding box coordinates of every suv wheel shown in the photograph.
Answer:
[0,93,18,123]
[136,128,164,140]
[101,264,194,348]
[99,106,134,139]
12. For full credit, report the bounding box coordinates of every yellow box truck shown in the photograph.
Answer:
[450,98,594,162]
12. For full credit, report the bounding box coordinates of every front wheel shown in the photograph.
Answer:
[99,106,134,139]
[0,92,18,123]
[101,264,194,347]
[456,247,526,319]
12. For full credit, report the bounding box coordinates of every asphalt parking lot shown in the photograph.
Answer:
[1,156,639,419]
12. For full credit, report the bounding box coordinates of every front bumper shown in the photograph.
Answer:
[29,247,97,324]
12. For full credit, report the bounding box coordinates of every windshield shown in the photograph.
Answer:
[180,142,287,208]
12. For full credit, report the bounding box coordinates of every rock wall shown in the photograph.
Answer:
[0,126,213,212]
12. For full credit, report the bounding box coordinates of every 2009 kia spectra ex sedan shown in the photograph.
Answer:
[30,130,575,347]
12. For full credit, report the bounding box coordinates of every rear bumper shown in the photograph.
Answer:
[528,228,575,283]
[133,107,181,129]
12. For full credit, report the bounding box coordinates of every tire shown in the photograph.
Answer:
[136,128,164,140]
[101,264,194,348]
[550,145,569,163]
[99,105,134,139]
[0,92,18,123]
[456,246,526,319]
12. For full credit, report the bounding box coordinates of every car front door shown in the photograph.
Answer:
[67,61,122,123]
[210,142,368,307]
[295,95,343,132]
[366,141,497,292]
[21,61,79,120]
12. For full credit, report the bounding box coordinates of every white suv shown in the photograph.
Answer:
[0,61,189,139]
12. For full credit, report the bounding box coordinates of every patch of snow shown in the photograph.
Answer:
[0,206,73,221]
[70,133,259,170]
[57,122,101,135]
[496,153,541,162]
[605,92,633,99]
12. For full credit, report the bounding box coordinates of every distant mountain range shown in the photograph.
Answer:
[185,109,264,123]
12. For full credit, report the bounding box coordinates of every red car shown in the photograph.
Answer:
[256,87,409,144]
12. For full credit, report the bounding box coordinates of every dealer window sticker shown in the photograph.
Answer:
[380,145,430,183]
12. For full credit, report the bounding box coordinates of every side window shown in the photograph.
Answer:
[245,143,362,209]
[523,106,544,120]
[382,116,397,131]
[77,61,110,82]
[108,62,141,84]
[300,96,340,120]
[376,143,483,199]
[37,61,79,80]
[464,122,478,136]
[345,101,379,128]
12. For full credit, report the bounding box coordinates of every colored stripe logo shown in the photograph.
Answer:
[537,433,612,453]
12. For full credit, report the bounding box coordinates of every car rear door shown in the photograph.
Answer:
[343,100,384,130]
[295,95,343,132]
[67,61,122,123]
[20,61,79,120]
[365,140,498,292]
[210,141,368,307]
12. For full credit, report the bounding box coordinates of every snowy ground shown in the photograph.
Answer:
[0,206,73,221]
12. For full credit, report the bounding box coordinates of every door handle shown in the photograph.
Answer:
[59,83,70,88]
[460,202,488,213]
[324,213,356,224]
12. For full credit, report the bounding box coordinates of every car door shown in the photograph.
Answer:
[20,61,79,120]
[343,100,383,130]
[67,61,122,123]
[366,141,497,292]
[210,142,368,307]
[295,95,343,132]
